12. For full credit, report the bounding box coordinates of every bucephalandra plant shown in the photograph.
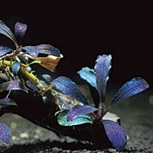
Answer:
[0,20,150,151]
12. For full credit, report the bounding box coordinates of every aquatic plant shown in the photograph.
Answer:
[0,20,150,151]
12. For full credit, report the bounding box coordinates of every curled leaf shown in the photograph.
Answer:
[57,110,92,126]
[110,77,150,108]
[38,44,61,57]
[14,22,27,43]
[52,76,88,105]
[0,123,11,143]
[67,104,97,121]
[0,46,12,57]
[42,74,52,85]
[0,80,28,93]
[12,61,20,75]
[78,67,97,89]
[103,120,127,151]
[94,54,112,103]
[0,20,16,43]
[0,98,17,109]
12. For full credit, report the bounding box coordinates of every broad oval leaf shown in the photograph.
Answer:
[110,77,150,108]
[0,46,12,57]
[67,104,97,121]
[52,76,88,105]
[94,54,112,103]
[14,22,27,43]
[57,110,92,126]
[103,120,127,151]
[0,80,28,93]
[0,20,16,43]
[0,98,17,109]
[78,67,97,89]
[38,44,61,57]
[12,61,20,75]
[23,46,39,58]
[0,123,11,143]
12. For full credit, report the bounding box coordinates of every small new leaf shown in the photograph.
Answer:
[12,61,20,75]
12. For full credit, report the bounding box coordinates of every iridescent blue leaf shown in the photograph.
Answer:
[0,98,17,109]
[23,46,39,58]
[94,54,112,103]
[14,22,27,43]
[57,110,92,126]
[38,44,61,57]
[0,20,16,43]
[0,46,12,57]
[103,120,127,151]
[78,67,97,89]
[12,61,20,75]
[110,77,149,107]
[0,123,11,143]
[52,76,88,105]
[67,104,97,121]
[0,80,28,93]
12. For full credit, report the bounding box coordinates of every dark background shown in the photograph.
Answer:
[0,3,153,88]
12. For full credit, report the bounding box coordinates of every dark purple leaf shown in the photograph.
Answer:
[52,76,88,105]
[0,98,17,109]
[23,46,39,58]
[103,120,127,151]
[0,123,11,143]
[94,55,112,103]
[0,80,28,93]
[0,20,16,43]
[12,61,20,75]
[38,44,61,57]
[14,22,27,43]
[0,46,12,57]
[110,77,149,108]
[67,104,97,121]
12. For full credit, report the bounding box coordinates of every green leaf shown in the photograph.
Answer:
[57,111,92,126]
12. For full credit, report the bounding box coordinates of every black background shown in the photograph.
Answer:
[0,3,153,88]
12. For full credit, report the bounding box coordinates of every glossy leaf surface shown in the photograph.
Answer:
[110,77,149,107]
[57,110,92,126]
[38,44,61,57]
[52,76,88,105]
[12,61,20,75]
[0,123,11,143]
[14,22,27,42]
[23,46,39,58]
[0,80,28,93]
[67,104,97,121]
[94,54,112,102]
[103,120,127,151]
[0,20,16,42]
[0,98,17,109]
[0,46,12,57]
[78,67,97,89]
